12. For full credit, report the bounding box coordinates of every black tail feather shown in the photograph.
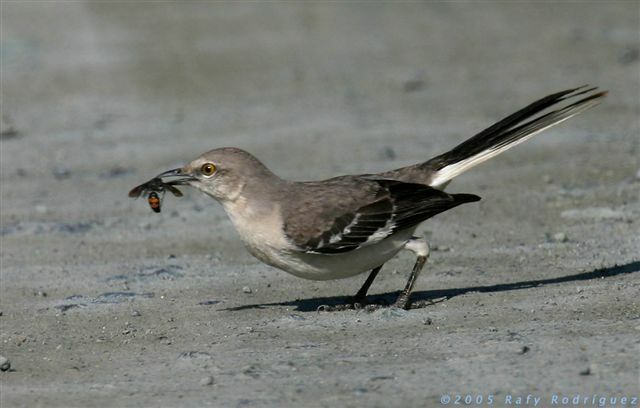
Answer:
[423,86,606,172]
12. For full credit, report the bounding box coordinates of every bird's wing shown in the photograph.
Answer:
[282,177,480,254]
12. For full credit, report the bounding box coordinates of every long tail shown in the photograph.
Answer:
[425,86,607,188]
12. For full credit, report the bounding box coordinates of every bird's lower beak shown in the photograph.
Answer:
[156,168,197,185]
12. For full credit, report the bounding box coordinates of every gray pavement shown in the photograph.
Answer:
[1,2,639,407]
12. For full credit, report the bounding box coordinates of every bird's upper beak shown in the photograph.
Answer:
[155,168,197,185]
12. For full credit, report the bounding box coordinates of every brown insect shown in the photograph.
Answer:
[146,191,162,213]
[128,177,183,213]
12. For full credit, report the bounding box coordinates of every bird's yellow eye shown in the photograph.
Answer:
[200,163,216,176]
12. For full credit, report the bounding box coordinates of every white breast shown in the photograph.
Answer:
[223,198,295,264]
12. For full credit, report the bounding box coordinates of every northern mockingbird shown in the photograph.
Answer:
[137,86,606,309]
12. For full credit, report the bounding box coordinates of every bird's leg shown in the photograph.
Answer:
[351,264,384,306]
[394,236,430,310]
[317,265,384,312]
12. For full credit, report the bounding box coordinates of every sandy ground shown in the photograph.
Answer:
[1,2,639,407]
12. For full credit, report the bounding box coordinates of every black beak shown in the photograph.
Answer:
[155,168,197,185]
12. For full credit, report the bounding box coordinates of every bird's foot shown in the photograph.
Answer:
[392,293,412,310]
[316,296,388,312]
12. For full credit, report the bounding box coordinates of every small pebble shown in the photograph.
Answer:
[242,286,252,294]
[553,232,568,243]
[99,166,130,179]
[199,375,214,386]
[130,310,141,317]
[618,47,639,64]
[379,146,396,160]
[198,300,221,306]
[35,205,48,214]
[0,355,10,371]
[403,79,425,93]
[635,168,640,181]
[0,127,20,139]
[579,367,591,376]
[542,174,553,184]
[52,166,71,180]
[520,346,530,354]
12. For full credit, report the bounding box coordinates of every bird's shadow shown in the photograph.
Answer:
[223,260,640,312]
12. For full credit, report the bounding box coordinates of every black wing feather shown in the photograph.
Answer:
[301,179,480,254]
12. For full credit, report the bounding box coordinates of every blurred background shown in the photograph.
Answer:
[3,2,637,196]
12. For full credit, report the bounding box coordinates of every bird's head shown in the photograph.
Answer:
[156,147,275,202]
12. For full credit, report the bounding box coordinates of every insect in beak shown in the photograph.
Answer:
[147,191,162,213]
[128,176,186,213]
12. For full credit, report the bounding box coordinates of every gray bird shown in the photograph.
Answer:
[142,86,606,309]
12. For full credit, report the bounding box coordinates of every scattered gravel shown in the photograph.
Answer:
[2,3,638,407]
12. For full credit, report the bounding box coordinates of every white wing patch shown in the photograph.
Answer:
[329,214,359,244]
[365,203,397,244]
